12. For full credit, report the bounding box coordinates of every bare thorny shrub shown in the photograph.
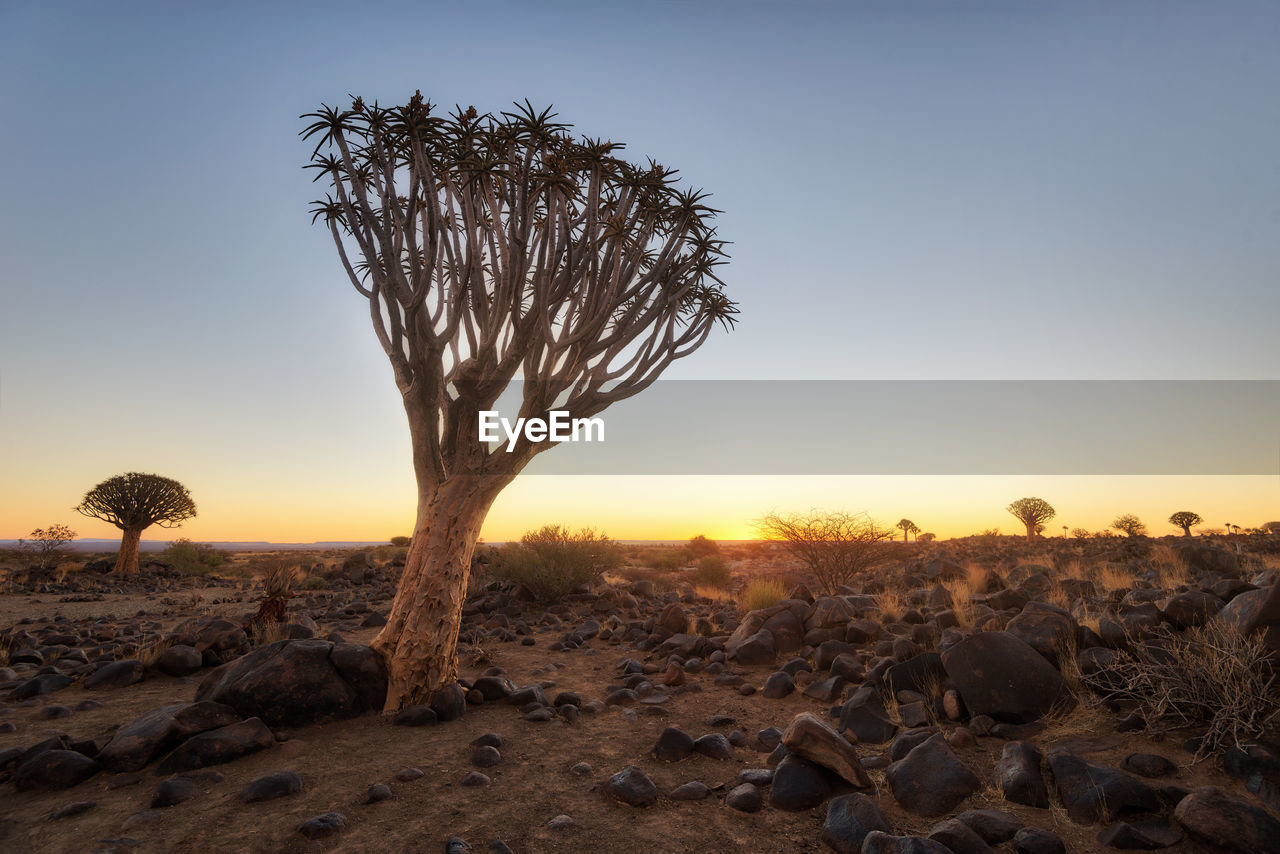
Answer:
[1082,620,1280,760]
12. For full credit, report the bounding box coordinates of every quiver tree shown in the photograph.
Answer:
[303,94,736,709]
[895,518,920,542]
[1112,513,1147,537]
[74,473,196,574]
[1168,511,1202,536]
[1007,497,1055,540]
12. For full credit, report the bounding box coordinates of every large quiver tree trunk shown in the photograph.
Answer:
[371,474,512,709]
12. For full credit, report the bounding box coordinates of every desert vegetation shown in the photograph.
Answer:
[1,522,1279,852]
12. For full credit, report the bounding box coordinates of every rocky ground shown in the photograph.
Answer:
[2,537,1279,853]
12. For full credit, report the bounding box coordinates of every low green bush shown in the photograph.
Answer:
[490,524,623,602]
[695,555,732,588]
[162,539,228,576]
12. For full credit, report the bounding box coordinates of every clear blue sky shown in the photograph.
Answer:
[1,1,1276,541]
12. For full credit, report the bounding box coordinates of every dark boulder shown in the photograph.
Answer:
[155,717,275,775]
[941,631,1074,723]
[886,734,981,816]
[768,754,832,812]
[1047,748,1161,824]
[1173,786,1280,854]
[821,793,891,853]
[998,741,1049,808]
[194,639,386,727]
[13,750,100,790]
[98,701,242,772]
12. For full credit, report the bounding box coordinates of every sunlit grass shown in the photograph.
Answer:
[740,578,787,612]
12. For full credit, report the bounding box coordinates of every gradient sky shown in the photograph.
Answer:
[1,1,1276,543]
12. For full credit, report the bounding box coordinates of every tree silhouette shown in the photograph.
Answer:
[74,473,196,574]
[19,524,78,570]
[896,518,921,542]
[1112,513,1147,537]
[305,94,736,709]
[756,511,891,594]
[1168,511,1202,537]
[1007,497,1055,540]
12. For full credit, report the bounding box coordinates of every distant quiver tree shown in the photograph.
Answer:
[74,473,196,574]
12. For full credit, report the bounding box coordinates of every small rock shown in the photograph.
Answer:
[886,734,981,816]
[393,704,438,727]
[546,814,574,830]
[1012,827,1066,854]
[651,727,695,762]
[363,783,392,803]
[461,771,490,787]
[297,811,346,840]
[822,793,891,853]
[725,782,763,813]
[395,767,425,782]
[151,777,198,808]
[471,745,501,768]
[604,766,657,807]
[669,781,711,801]
[861,831,955,854]
[49,800,96,820]
[1123,753,1177,779]
[1097,819,1182,849]
[240,771,302,803]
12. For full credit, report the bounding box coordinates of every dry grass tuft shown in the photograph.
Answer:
[1095,563,1134,594]
[740,578,787,613]
[135,636,176,668]
[941,578,976,628]
[1082,620,1280,759]
[876,589,906,623]
[694,583,734,603]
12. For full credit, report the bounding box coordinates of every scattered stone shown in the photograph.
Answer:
[13,749,100,791]
[839,685,899,744]
[363,783,392,803]
[693,733,733,760]
[1097,819,1183,849]
[393,705,438,727]
[241,770,302,803]
[929,818,995,854]
[781,711,871,787]
[155,717,275,775]
[1173,786,1280,853]
[461,771,490,787]
[546,814,574,830]
[395,767,425,782]
[430,683,467,722]
[156,645,203,677]
[1123,753,1177,779]
[941,631,1074,723]
[762,671,795,698]
[769,754,832,812]
[194,639,386,727]
[821,793,892,853]
[604,766,657,807]
[84,659,145,691]
[999,741,1050,808]
[49,800,96,820]
[886,734,981,816]
[669,781,711,801]
[861,831,955,853]
[955,809,1024,843]
[1012,827,1066,854]
[725,783,763,812]
[151,777,198,808]
[297,811,346,840]
[652,727,695,762]
[1047,749,1160,824]
[471,745,501,768]
[98,701,242,772]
